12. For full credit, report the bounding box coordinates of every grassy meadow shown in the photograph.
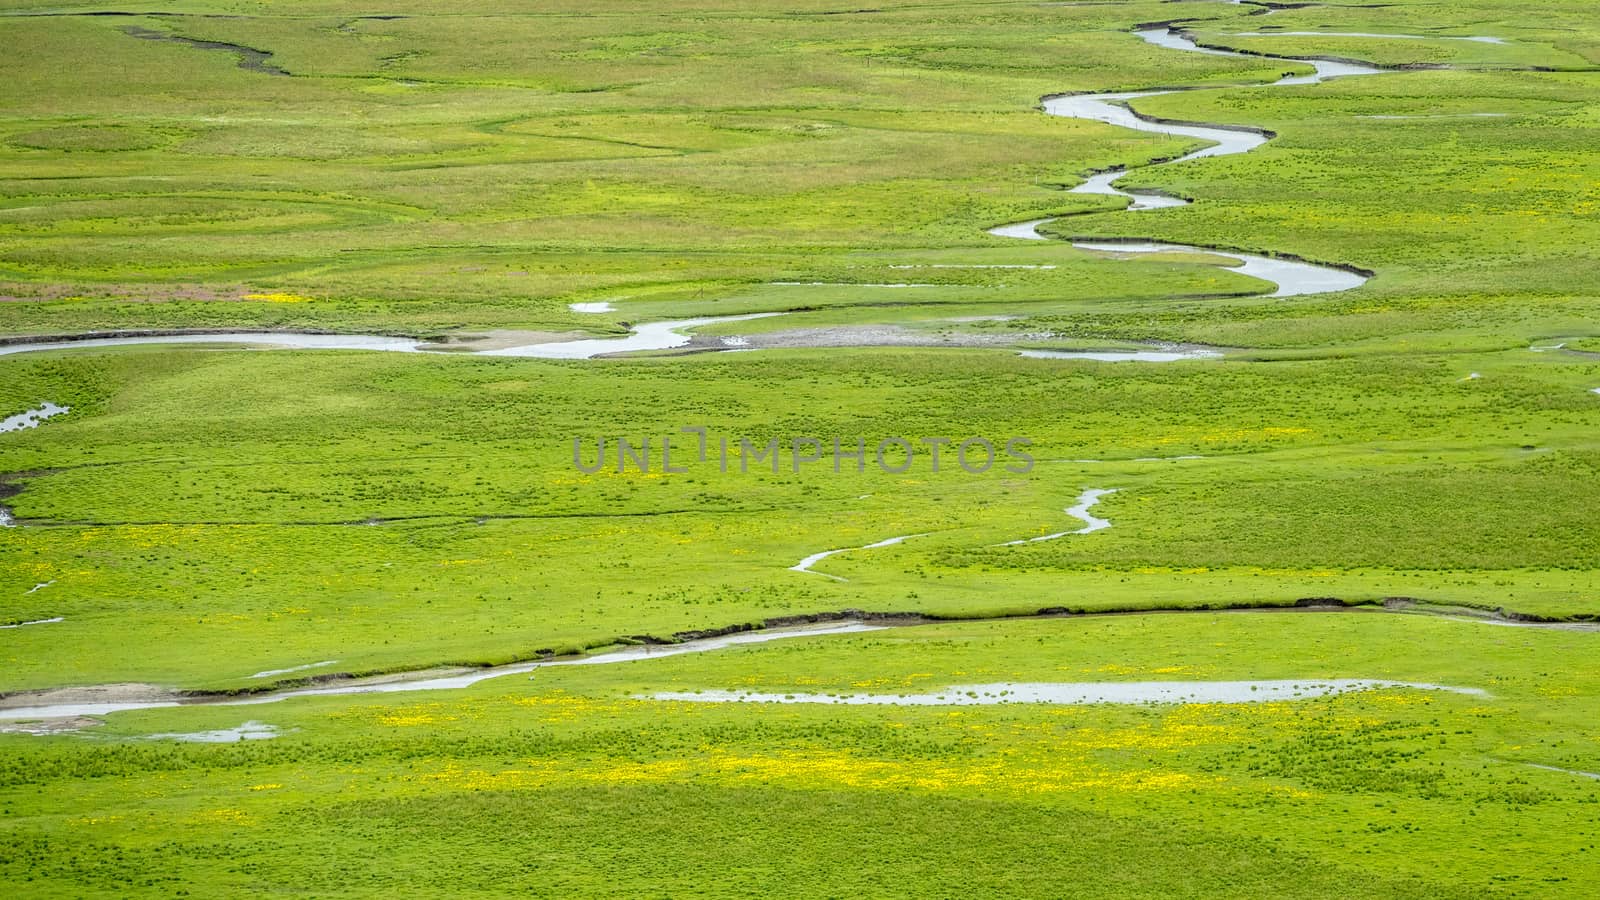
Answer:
[2,0,1599,895]
[4,614,1600,895]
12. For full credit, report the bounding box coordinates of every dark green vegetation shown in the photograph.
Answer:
[2,0,1599,895]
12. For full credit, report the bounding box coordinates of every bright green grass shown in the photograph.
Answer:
[0,0,1594,347]
[2,0,1599,895]
[1,345,1596,691]
[2,614,1597,896]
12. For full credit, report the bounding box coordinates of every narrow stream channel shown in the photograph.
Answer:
[0,622,886,721]
[986,26,1380,299]
[998,488,1116,545]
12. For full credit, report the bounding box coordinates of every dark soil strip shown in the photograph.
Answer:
[122,25,288,76]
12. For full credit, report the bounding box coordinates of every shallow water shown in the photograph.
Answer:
[145,721,283,743]
[0,401,70,433]
[0,333,424,356]
[1072,171,1188,210]
[999,487,1115,545]
[1442,615,1600,633]
[480,313,783,358]
[0,316,785,362]
[987,218,1054,240]
[791,534,924,581]
[985,26,1381,300]
[1018,348,1221,362]
[1526,763,1600,780]
[1228,31,1506,45]
[568,301,615,313]
[0,621,884,721]
[1045,88,1270,163]
[0,698,183,719]
[0,616,64,630]
[1073,240,1368,298]
[649,679,1486,707]
[123,25,287,76]
[250,660,338,679]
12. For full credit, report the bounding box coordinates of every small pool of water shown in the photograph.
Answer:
[1,402,70,434]
[145,721,284,743]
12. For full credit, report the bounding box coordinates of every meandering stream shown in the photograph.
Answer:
[1,10,1527,731]
[999,487,1116,545]
[791,534,925,581]
[0,25,1391,363]
[985,26,1379,300]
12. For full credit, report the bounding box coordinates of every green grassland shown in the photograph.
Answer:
[0,337,1593,685]
[0,0,1288,335]
[3,0,1600,895]
[3,614,1599,896]
[1,346,1597,692]
[0,0,1591,346]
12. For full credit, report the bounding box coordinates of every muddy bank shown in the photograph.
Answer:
[0,622,886,723]
[2,596,1591,731]
[123,25,287,76]
[0,716,101,736]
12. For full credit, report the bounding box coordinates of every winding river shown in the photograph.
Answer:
[984,25,1379,300]
[4,9,1526,728]
[0,24,1388,362]
[998,487,1116,545]
[791,534,926,582]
